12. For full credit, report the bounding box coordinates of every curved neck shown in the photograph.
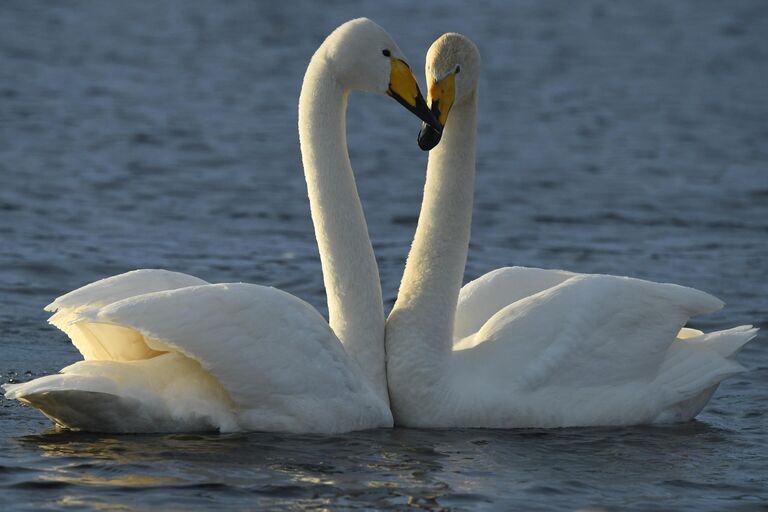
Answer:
[298,50,387,405]
[387,91,477,372]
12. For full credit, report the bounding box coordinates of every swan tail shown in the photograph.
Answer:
[652,329,754,423]
[5,386,183,434]
[679,325,757,357]
[3,355,238,433]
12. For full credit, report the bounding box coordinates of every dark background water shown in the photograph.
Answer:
[1,0,766,510]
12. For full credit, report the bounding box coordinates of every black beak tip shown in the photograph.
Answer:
[416,100,442,133]
[417,122,442,151]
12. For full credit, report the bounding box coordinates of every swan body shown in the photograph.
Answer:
[6,270,389,433]
[5,18,437,434]
[385,34,757,428]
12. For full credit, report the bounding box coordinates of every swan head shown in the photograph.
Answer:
[417,33,481,151]
[323,18,441,130]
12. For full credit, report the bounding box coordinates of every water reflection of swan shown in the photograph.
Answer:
[385,33,757,428]
[4,18,439,434]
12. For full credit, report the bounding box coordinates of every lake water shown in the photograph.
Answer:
[1,0,766,510]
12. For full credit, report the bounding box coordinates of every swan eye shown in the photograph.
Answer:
[382,49,391,57]
[455,65,461,74]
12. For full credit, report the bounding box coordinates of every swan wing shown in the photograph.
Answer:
[46,269,209,312]
[73,283,391,432]
[454,267,575,342]
[46,269,210,361]
[460,273,728,390]
[7,274,390,433]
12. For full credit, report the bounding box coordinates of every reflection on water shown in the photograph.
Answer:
[1,0,766,509]
[5,422,765,510]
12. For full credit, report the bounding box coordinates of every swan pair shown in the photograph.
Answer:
[4,20,755,433]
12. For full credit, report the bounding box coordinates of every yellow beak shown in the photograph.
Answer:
[416,71,456,151]
[386,58,441,130]
[427,71,456,128]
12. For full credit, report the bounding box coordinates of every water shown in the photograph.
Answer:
[1,0,766,510]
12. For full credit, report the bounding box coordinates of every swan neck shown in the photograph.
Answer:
[387,90,477,368]
[298,51,387,405]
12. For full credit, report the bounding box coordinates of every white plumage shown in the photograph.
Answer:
[450,267,753,426]
[4,18,434,434]
[384,33,757,428]
[5,270,389,433]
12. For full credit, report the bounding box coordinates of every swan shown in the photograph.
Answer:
[3,18,440,434]
[384,33,757,428]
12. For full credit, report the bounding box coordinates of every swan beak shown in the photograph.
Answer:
[417,72,456,151]
[387,59,442,131]
[428,72,456,127]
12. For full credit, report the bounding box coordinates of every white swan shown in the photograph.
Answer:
[3,18,439,434]
[384,33,757,428]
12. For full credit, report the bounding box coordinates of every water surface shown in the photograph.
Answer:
[1,0,766,510]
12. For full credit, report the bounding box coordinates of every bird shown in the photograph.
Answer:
[384,32,757,428]
[4,18,439,434]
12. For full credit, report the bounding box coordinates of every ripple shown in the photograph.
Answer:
[1,0,766,510]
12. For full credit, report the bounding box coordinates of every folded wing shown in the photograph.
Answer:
[454,267,575,343]
[74,282,390,432]
[46,269,209,361]
[6,271,391,433]
[458,273,743,391]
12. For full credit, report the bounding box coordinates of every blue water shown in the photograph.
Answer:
[1,0,766,510]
